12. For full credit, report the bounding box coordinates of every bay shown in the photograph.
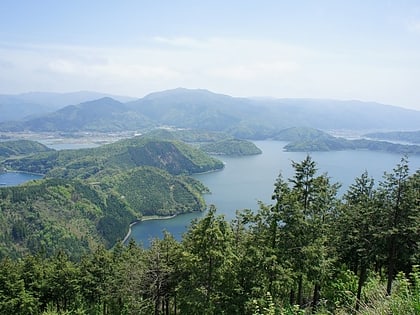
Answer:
[130,140,420,245]
[0,172,43,187]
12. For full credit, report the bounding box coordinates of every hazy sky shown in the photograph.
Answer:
[1,0,420,110]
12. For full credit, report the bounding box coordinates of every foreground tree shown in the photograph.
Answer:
[279,156,339,308]
[377,159,420,295]
[336,171,378,310]
[177,206,238,314]
[144,233,181,315]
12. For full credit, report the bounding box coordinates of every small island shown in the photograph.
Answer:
[200,139,262,156]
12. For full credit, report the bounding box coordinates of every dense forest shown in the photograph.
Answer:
[0,156,418,314]
[1,136,224,177]
[0,136,218,258]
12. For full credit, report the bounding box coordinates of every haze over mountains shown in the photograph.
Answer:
[1,88,419,138]
[0,91,136,122]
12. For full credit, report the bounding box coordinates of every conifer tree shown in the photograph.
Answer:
[337,171,378,310]
[377,158,419,294]
[178,206,237,314]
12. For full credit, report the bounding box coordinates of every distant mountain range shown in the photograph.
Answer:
[363,130,420,144]
[0,91,136,122]
[1,88,419,136]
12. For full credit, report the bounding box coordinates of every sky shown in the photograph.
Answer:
[1,0,420,110]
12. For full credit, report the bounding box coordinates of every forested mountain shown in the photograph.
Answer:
[0,91,136,122]
[1,89,419,314]
[0,96,54,122]
[1,136,224,176]
[0,140,52,159]
[129,89,420,135]
[0,167,207,258]
[2,88,420,135]
[200,138,262,155]
[272,127,420,155]
[144,129,262,156]
[0,135,221,257]
[1,97,153,132]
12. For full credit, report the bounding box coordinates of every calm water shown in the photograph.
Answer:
[0,172,44,187]
[130,141,420,245]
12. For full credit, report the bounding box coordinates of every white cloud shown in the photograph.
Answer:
[0,37,420,110]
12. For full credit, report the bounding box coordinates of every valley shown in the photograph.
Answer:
[0,89,419,314]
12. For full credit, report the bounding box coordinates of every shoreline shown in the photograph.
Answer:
[1,169,45,176]
[192,165,225,175]
[121,214,177,244]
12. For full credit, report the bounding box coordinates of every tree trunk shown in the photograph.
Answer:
[289,288,295,306]
[311,282,321,311]
[386,237,396,295]
[297,274,303,307]
[356,265,367,311]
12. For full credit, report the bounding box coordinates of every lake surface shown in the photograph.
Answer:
[0,172,44,187]
[130,141,420,246]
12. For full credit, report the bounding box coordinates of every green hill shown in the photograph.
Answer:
[281,127,420,154]
[273,126,336,142]
[0,140,52,160]
[200,139,262,156]
[10,97,153,132]
[1,136,224,177]
[141,129,262,156]
[3,88,420,136]
[0,164,208,258]
[0,178,125,258]
[0,135,220,257]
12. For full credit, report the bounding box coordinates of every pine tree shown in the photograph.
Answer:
[377,158,419,294]
[177,206,237,314]
[337,171,378,310]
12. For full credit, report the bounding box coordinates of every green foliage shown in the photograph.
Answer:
[0,164,208,257]
[282,128,420,155]
[273,127,335,142]
[4,89,419,136]
[178,206,239,314]
[0,155,418,314]
[200,138,262,156]
[354,268,420,315]
[0,139,52,161]
[0,133,219,257]
[102,166,206,216]
[2,136,224,177]
[97,193,136,247]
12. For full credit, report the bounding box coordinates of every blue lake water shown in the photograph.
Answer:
[0,172,44,187]
[129,140,420,246]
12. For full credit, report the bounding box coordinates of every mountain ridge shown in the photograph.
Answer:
[1,88,419,134]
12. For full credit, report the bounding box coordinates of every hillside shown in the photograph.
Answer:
[1,136,224,177]
[0,178,130,258]
[0,140,53,160]
[0,91,136,122]
[281,127,420,154]
[0,166,207,258]
[11,97,153,132]
[1,88,420,135]
[139,129,261,156]
[0,134,219,258]
[129,89,420,133]
[200,139,262,156]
